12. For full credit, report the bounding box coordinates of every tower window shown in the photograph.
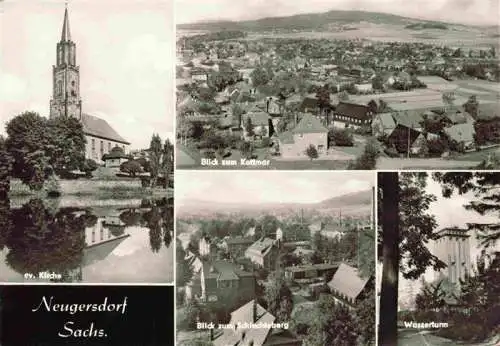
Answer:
[57,80,63,95]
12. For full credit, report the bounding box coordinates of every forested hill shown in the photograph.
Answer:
[177,10,454,32]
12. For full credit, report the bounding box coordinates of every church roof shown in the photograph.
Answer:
[82,113,130,144]
[61,6,71,42]
[82,234,130,267]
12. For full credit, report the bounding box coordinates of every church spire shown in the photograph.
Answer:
[61,3,71,42]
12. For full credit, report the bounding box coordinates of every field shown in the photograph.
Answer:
[245,22,499,49]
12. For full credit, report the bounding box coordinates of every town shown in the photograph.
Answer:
[176,12,500,170]
[175,172,376,345]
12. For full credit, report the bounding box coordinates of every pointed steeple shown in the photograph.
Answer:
[61,3,71,42]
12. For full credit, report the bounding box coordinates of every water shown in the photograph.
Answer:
[0,197,173,283]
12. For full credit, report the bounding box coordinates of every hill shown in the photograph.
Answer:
[177,10,453,32]
[177,189,372,218]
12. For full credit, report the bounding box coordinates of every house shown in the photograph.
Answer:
[199,236,217,258]
[333,102,373,129]
[102,146,129,168]
[327,263,372,308]
[189,260,255,305]
[371,112,396,138]
[245,237,279,270]
[241,111,271,140]
[223,236,255,259]
[387,124,427,155]
[443,122,475,151]
[354,83,373,93]
[392,110,425,132]
[284,263,338,281]
[190,68,208,82]
[277,113,328,158]
[211,300,302,346]
[266,97,282,116]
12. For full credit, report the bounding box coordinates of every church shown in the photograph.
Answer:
[49,6,130,162]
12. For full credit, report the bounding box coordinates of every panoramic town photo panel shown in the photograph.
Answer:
[175,171,376,345]
[0,0,174,284]
[175,0,500,171]
[377,171,500,346]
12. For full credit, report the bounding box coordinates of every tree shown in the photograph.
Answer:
[245,117,255,138]
[355,287,376,344]
[372,75,384,90]
[442,92,455,112]
[80,159,98,178]
[415,280,447,311]
[463,95,479,118]
[45,116,86,174]
[250,65,271,87]
[328,128,354,147]
[149,134,163,187]
[264,271,294,323]
[305,144,319,160]
[239,141,254,159]
[315,84,331,117]
[338,90,349,101]
[231,104,245,128]
[432,172,500,247]
[176,241,193,288]
[161,138,174,188]
[120,160,142,177]
[6,112,52,190]
[348,138,380,169]
[378,173,447,345]
[5,112,86,190]
[0,136,13,195]
[305,295,358,346]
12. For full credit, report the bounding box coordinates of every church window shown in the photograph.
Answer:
[100,141,104,156]
[91,139,95,151]
[108,142,111,151]
[57,80,63,95]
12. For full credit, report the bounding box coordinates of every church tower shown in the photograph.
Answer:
[49,4,82,120]
[434,228,471,285]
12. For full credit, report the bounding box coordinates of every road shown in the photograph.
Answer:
[398,330,456,346]
[376,157,479,170]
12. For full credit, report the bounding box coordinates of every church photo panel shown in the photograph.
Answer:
[0,1,174,284]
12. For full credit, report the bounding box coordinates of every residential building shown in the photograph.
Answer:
[277,113,328,158]
[371,112,396,138]
[245,237,279,270]
[284,263,338,281]
[189,260,255,306]
[327,263,372,308]
[211,300,302,346]
[387,124,427,155]
[333,102,373,129]
[241,111,271,140]
[443,122,475,151]
[224,236,255,259]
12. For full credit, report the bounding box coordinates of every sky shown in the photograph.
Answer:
[175,0,499,26]
[0,0,174,150]
[176,171,374,205]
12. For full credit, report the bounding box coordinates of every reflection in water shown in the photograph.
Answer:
[0,197,173,283]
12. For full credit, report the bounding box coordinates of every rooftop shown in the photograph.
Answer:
[327,263,370,302]
[82,113,130,145]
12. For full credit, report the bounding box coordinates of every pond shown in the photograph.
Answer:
[0,196,173,283]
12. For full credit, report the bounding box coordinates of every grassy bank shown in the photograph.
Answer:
[9,179,172,200]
